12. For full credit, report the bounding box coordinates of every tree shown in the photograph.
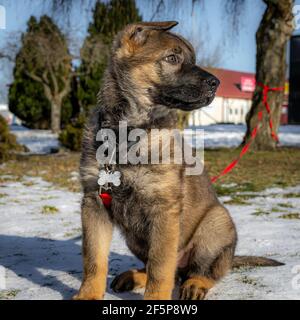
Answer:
[149,0,294,148]
[59,0,141,150]
[242,0,294,150]
[9,72,51,129]
[10,16,73,133]
[78,0,142,114]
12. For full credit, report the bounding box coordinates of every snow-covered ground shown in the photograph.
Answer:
[10,124,300,154]
[0,175,299,300]
[11,125,59,154]
[189,124,300,149]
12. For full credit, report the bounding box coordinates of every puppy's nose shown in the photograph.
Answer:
[206,75,220,90]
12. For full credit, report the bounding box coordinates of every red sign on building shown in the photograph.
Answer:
[241,77,256,92]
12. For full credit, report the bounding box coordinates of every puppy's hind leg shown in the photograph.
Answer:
[180,205,237,300]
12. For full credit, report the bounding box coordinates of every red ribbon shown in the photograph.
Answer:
[211,83,283,183]
[258,83,283,143]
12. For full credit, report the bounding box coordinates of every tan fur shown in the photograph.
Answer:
[110,269,147,292]
[73,193,113,300]
[180,277,215,300]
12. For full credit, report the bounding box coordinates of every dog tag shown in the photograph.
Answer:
[98,170,121,187]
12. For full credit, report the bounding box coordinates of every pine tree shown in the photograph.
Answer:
[9,16,73,132]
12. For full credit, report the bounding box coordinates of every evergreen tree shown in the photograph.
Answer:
[60,0,141,150]
[78,0,142,114]
[9,16,73,132]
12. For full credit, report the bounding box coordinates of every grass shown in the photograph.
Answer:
[0,152,81,192]
[0,289,20,300]
[0,147,299,195]
[205,147,300,194]
[279,213,300,220]
[277,203,294,208]
[41,205,59,215]
[252,209,270,216]
[283,193,300,198]
[270,207,286,213]
[64,228,82,238]
[240,275,258,286]
[223,196,249,205]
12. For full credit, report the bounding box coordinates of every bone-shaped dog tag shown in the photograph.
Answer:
[98,170,121,187]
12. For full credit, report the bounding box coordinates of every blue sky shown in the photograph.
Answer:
[0,0,299,103]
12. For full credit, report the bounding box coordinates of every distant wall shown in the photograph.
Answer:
[188,97,251,126]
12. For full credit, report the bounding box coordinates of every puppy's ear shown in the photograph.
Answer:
[136,21,178,31]
[130,21,178,46]
[118,21,178,55]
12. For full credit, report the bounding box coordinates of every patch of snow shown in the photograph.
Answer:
[10,125,59,154]
[9,124,300,155]
[0,177,299,300]
[188,124,300,148]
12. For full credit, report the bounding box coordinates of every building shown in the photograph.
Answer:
[189,68,288,126]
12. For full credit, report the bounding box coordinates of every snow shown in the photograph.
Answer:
[189,124,300,149]
[10,125,59,154]
[0,176,299,300]
[10,124,300,155]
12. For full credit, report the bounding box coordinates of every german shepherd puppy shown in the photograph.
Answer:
[75,21,282,300]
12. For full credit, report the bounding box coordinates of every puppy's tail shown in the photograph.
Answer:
[233,255,284,268]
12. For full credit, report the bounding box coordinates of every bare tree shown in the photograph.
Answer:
[242,0,294,149]
[16,17,72,133]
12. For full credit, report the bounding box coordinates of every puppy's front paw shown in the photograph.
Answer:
[73,282,105,300]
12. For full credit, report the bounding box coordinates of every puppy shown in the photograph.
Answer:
[75,21,282,300]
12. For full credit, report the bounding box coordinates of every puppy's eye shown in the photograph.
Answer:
[164,54,180,65]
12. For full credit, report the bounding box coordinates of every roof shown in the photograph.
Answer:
[206,67,255,100]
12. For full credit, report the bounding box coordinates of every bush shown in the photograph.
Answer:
[59,115,86,151]
[0,115,23,161]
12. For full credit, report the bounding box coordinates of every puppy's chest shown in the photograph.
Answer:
[107,166,151,234]
[108,164,182,231]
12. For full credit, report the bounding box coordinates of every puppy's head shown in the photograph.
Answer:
[112,21,219,111]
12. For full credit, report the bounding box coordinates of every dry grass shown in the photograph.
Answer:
[205,147,300,194]
[0,147,299,196]
[0,152,81,192]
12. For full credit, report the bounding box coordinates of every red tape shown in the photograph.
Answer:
[211,83,283,183]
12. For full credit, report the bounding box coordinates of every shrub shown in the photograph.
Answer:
[0,115,23,161]
[59,115,86,151]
